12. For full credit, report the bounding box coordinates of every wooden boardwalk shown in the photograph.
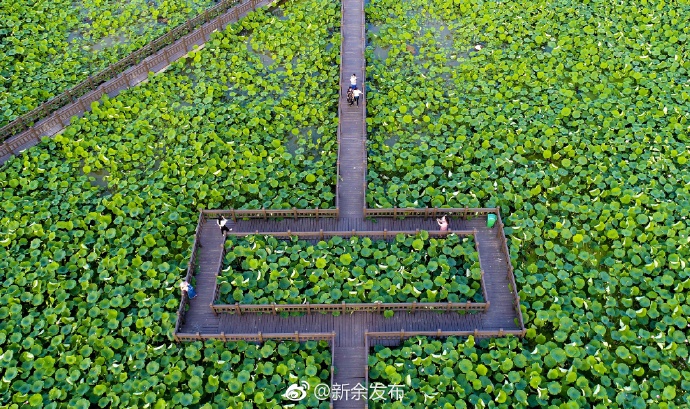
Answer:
[174,0,525,407]
[337,0,367,221]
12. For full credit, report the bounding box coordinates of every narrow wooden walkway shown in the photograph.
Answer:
[337,0,367,222]
[180,223,225,336]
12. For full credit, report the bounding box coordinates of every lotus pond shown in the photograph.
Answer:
[369,335,687,408]
[216,233,484,306]
[0,0,227,127]
[366,0,689,406]
[0,0,339,407]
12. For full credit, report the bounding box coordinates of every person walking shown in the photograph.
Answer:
[347,88,354,105]
[437,216,449,231]
[350,74,357,90]
[217,216,232,236]
[352,88,362,106]
[180,280,197,299]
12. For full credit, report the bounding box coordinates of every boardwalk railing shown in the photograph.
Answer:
[335,0,344,210]
[174,211,206,336]
[223,228,475,240]
[175,330,336,343]
[203,208,339,221]
[212,300,488,315]
[0,0,274,164]
[360,0,368,210]
[210,241,227,312]
[365,207,499,219]
[474,236,491,306]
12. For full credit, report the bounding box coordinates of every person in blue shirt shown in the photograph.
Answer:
[180,280,197,299]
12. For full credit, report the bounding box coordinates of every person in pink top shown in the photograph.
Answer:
[437,216,449,231]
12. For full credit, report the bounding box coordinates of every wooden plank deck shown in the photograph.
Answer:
[177,225,224,335]
[338,0,366,222]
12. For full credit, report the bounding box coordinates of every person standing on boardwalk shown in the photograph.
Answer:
[350,74,357,90]
[347,87,354,105]
[437,216,449,231]
[180,280,197,299]
[352,87,362,106]
[217,216,232,236]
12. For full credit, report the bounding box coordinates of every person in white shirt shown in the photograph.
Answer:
[352,88,362,106]
[350,74,357,90]
[217,216,232,235]
[437,216,449,231]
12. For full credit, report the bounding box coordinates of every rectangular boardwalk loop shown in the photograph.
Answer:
[174,209,525,408]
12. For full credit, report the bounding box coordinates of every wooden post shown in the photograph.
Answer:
[320,229,324,240]
[262,207,267,220]
[342,301,346,314]
[232,209,236,222]
[294,331,299,342]
[29,128,39,142]
[315,208,319,220]
[221,332,226,342]
[272,302,277,315]
[235,302,241,316]
[399,329,404,342]
[259,332,263,343]
[412,301,416,314]
[307,302,311,315]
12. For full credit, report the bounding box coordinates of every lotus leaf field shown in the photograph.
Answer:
[0,0,338,407]
[1,0,224,127]
[364,0,689,406]
[369,335,687,408]
[217,233,484,306]
[1,0,690,406]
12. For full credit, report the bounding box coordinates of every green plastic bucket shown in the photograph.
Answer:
[487,214,497,228]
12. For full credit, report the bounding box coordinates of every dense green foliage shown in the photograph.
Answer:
[0,0,220,127]
[217,233,483,305]
[369,335,687,408]
[184,339,331,409]
[366,0,690,406]
[0,0,338,407]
